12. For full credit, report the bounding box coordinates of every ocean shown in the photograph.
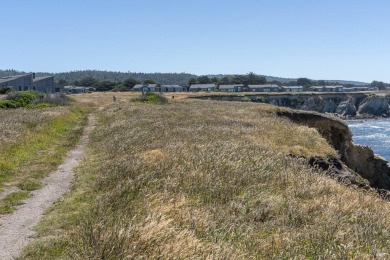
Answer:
[347,119,390,161]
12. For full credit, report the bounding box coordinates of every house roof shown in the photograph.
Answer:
[282,86,303,89]
[133,84,144,89]
[172,85,183,88]
[190,84,215,89]
[219,85,244,90]
[323,85,343,89]
[248,84,279,89]
[0,74,32,84]
[64,86,87,89]
[133,84,158,89]
[33,76,53,82]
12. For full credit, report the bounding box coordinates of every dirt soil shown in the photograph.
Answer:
[0,114,95,259]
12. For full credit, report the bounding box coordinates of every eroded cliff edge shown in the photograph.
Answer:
[277,110,390,192]
[198,93,390,118]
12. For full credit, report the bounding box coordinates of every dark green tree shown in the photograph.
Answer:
[123,77,140,88]
[57,79,68,85]
[219,76,231,85]
[188,77,198,85]
[268,80,282,86]
[210,77,220,84]
[317,80,327,86]
[371,80,386,90]
[144,79,156,84]
[197,76,211,84]
[79,76,98,87]
[297,78,312,87]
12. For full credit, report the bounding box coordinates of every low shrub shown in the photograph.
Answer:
[32,93,71,107]
[0,86,14,94]
[0,91,70,109]
[0,100,18,108]
[132,92,168,104]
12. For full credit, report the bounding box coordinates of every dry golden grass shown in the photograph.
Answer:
[21,96,390,259]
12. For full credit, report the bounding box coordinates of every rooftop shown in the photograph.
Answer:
[0,74,32,84]
[33,76,53,82]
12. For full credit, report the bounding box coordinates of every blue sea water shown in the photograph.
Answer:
[348,119,390,161]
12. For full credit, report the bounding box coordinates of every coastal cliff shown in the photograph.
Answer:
[198,93,390,118]
[277,110,390,192]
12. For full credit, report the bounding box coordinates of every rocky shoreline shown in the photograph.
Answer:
[277,110,390,198]
[195,92,390,118]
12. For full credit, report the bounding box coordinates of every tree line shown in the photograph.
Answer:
[0,69,379,91]
[187,74,367,88]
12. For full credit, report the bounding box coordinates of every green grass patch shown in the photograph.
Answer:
[0,103,91,216]
[131,92,168,104]
[18,181,42,191]
[0,191,30,214]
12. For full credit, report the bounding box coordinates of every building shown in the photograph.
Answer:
[189,84,216,92]
[64,86,92,94]
[248,84,279,92]
[281,86,303,92]
[323,86,344,92]
[0,74,33,91]
[132,84,158,92]
[160,85,175,92]
[172,85,186,92]
[0,73,62,93]
[32,76,62,93]
[219,85,244,92]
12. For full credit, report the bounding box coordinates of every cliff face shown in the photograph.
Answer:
[201,93,390,118]
[277,110,390,191]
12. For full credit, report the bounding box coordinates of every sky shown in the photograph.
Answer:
[1,0,390,82]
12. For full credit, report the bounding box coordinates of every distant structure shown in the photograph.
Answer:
[189,84,216,92]
[281,86,304,92]
[0,73,62,93]
[132,84,187,92]
[248,84,279,92]
[219,84,244,92]
[64,86,94,94]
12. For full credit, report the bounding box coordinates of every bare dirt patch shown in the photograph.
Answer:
[0,114,96,259]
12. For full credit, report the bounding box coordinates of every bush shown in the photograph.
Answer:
[32,93,70,106]
[0,100,18,108]
[255,96,268,103]
[0,91,70,109]
[0,86,13,94]
[6,91,44,107]
[132,92,168,104]
[241,96,252,102]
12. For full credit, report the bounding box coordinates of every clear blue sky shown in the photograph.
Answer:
[1,0,390,82]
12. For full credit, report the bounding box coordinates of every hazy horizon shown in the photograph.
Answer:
[2,0,390,82]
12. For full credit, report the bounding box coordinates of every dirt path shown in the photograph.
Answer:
[0,114,96,259]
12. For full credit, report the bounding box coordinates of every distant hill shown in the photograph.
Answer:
[0,69,196,85]
[0,69,369,85]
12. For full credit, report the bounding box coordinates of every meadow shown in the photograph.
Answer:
[17,93,390,259]
[0,100,90,214]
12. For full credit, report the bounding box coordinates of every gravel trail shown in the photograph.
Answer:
[0,114,95,259]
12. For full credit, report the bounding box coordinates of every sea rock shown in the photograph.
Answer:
[321,99,338,113]
[300,97,317,111]
[336,99,357,116]
[357,95,390,116]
